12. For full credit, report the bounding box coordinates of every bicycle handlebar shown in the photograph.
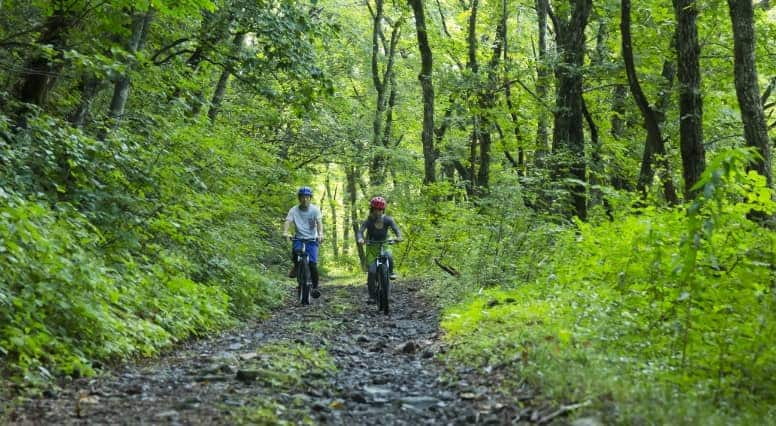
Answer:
[290,237,319,242]
[364,239,399,245]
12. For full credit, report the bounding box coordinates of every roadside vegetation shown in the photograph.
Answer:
[1,0,774,422]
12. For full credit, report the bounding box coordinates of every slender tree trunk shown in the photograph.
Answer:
[105,9,154,133]
[324,171,340,257]
[208,70,231,123]
[170,10,231,107]
[583,95,603,207]
[464,0,480,191]
[436,103,457,183]
[621,0,678,204]
[467,0,479,74]
[383,70,398,147]
[368,0,402,186]
[409,0,437,184]
[475,6,506,190]
[463,0,498,191]
[610,84,628,140]
[535,0,550,161]
[342,166,352,253]
[551,0,592,220]
[370,0,385,148]
[69,75,107,128]
[208,32,246,123]
[673,0,706,198]
[346,167,365,269]
[502,0,525,174]
[369,0,386,186]
[728,0,772,187]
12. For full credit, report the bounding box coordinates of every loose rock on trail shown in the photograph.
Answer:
[5,278,522,425]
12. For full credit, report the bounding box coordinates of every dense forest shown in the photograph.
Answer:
[1,0,774,423]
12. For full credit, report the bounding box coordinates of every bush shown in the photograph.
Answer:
[0,110,288,387]
[435,149,776,423]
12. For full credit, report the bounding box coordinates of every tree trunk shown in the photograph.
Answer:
[464,0,480,191]
[621,0,678,204]
[383,69,398,148]
[346,167,365,269]
[409,0,437,184]
[436,103,457,184]
[105,9,154,133]
[324,171,340,257]
[208,70,231,123]
[69,75,107,128]
[551,0,592,220]
[583,94,603,207]
[463,0,498,191]
[502,0,525,174]
[208,32,246,123]
[728,0,772,187]
[587,20,606,209]
[610,84,628,140]
[14,8,74,107]
[673,0,706,198]
[467,0,479,74]
[368,0,402,186]
[169,10,231,109]
[369,0,386,186]
[534,0,550,161]
[475,5,506,190]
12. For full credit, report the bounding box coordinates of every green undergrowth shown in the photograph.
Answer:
[0,193,232,385]
[437,149,776,425]
[0,110,289,390]
[229,341,337,425]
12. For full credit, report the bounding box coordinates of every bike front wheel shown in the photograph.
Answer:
[377,265,390,314]
[298,259,311,305]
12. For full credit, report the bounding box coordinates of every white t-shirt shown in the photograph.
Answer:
[285,204,322,239]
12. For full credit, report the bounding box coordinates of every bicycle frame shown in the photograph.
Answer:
[292,238,316,305]
[365,239,395,314]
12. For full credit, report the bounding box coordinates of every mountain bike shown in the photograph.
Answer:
[292,238,317,305]
[365,239,397,315]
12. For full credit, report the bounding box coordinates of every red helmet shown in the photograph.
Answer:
[369,196,386,209]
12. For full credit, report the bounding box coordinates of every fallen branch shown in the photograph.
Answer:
[538,400,592,424]
[434,258,460,277]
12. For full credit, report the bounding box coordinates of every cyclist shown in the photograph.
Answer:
[283,186,324,298]
[357,196,402,302]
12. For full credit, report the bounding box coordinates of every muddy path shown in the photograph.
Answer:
[4,278,524,425]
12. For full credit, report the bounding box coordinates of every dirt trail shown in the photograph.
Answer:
[5,278,520,425]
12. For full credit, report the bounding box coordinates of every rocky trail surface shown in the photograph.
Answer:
[3,278,550,425]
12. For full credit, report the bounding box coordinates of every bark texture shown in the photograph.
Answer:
[673,0,706,198]
[14,8,75,107]
[208,32,247,123]
[621,0,678,204]
[728,0,772,186]
[106,9,154,132]
[535,0,550,159]
[552,0,593,219]
[409,0,437,184]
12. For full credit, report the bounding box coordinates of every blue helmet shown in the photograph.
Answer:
[297,186,313,196]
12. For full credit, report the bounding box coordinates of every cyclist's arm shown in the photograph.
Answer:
[356,220,368,243]
[387,217,402,240]
[316,216,324,242]
[282,211,294,237]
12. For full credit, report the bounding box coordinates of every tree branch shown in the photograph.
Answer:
[150,38,191,64]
